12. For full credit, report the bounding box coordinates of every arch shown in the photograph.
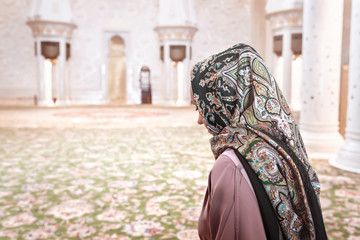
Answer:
[107,35,126,104]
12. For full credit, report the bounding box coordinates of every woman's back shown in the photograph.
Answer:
[198,148,267,240]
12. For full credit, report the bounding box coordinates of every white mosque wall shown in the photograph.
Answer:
[0,0,267,105]
[0,0,37,105]
[191,0,267,66]
[68,0,160,105]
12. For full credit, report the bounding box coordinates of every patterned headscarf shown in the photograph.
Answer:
[191,44,322,239]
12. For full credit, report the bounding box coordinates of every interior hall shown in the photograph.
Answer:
[0,0,359,239]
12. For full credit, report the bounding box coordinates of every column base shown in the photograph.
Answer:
[55,99,71,106]
[330,140,360,173]
[37,99,54,107]
[176,99,190,106]
[37,99,71,107]
[300,129,344,158]
[163,99,178,106]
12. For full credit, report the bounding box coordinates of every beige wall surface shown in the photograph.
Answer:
[0,0,37,104]
[191,0,266,65]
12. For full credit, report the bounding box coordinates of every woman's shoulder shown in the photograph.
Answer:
[212,149,239,174]
[215,148,239,164]
[212,149,254,192]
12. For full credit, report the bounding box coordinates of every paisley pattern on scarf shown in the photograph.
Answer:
[191,43,321,239]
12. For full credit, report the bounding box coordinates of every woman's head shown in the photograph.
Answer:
[190,44,255,135]
[190,43,305,159]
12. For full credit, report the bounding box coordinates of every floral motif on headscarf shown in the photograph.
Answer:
[191,43,321,239]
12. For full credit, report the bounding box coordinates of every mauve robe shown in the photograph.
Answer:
[198,148,267,240]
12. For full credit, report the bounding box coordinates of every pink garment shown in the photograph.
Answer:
[198,148,267,240]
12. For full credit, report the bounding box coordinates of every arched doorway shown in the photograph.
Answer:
[108,35,126,104]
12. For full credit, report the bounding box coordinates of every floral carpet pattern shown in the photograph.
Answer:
[0,107,359,239]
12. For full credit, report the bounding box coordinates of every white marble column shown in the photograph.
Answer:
[282,31,293,104]
[164,43,172,104]
[52,60,58,101]
[331,0,360,173]
[58,39,66,105]
[176,43,191,106]
[182,44,191,104]
[27,0,76,107]
[300,0,344,156]
[154,0,197,106]
[36,40,46,106]
[65,42,72,105]
[170,59,178,104]
[266,2,303,110]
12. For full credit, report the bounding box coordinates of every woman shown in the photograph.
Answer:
[191,44,327,240]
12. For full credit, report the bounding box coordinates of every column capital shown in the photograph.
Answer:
[154,26,197,42]
[267,8,303,31]
[27,20,77,39]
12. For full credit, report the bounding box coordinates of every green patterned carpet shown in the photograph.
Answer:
[0,107,359,239]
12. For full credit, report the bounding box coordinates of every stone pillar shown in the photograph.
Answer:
[163,43,172,104]
[36,41,46,105]
[331,0,360,173]
[300,0,344,156]
[154,0,197,106]
[154,27,197,105]
[58,39,66,105]
[182,44,191,104]
[266,2,303,110]
[27,0,76,106]
[170,57,177,104]
[282,31,293,103]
